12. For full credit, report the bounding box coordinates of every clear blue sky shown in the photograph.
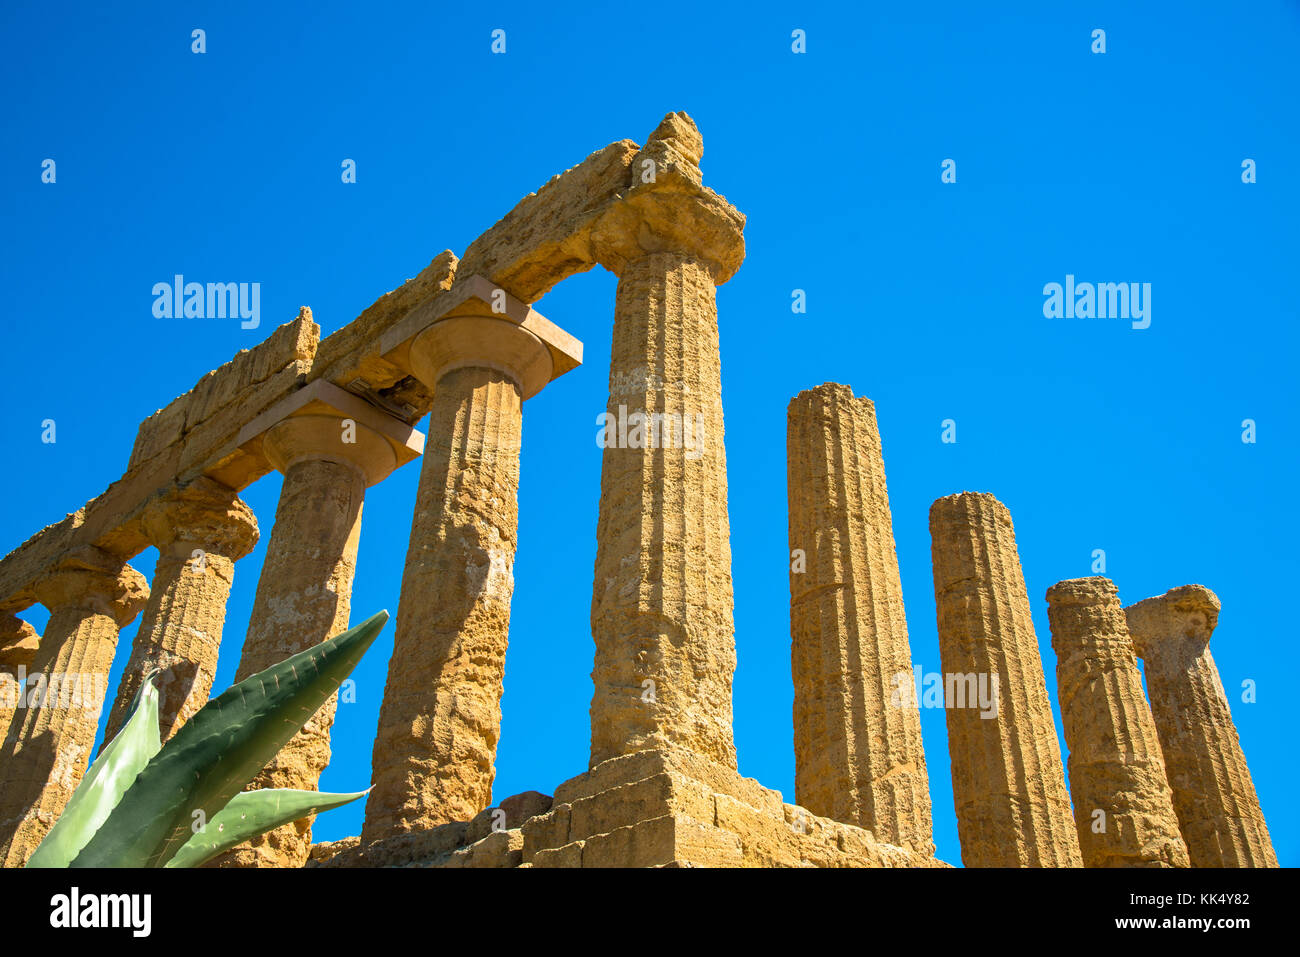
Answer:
[3,1,1296,867]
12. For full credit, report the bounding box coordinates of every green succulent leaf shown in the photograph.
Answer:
[165,787,369,868]
[69,609,388,868]
[26,673,163,868]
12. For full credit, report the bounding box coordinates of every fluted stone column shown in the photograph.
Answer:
[102,478,258,745]
[1126,585,1277,867]
[929,493,1081,867]
[0,615,40,762]
[0,546,148,866]
[1046,577,1189,868]
[363,311,550,841]
[217,411,399,868]
[585,113,746,771]
[787,383,932,854]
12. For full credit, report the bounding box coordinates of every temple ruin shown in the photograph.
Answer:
[0,114,1276,868]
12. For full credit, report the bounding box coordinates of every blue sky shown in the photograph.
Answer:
[2,1,1296,866]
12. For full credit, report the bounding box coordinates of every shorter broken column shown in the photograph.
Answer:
[1046,576,1189,868]
[1126,585,1277,867]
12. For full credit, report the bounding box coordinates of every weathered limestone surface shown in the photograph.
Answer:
[786,383,933,855]
[929,493,1081,867]
[0,616,40,760]
[102,478,259,744]
[522,747,946,868]
[1126,586,1277,867]
[322,751,947,869]
[214,411,397,869]
[0,547,147,866]
[1046,577,1189,868]
[323,791,552,868]
[587,113,745,771]
[457,140,640,303]
[364,364,525,839]
[0,312,317,620]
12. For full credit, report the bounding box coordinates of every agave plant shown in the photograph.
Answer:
[25,610,389,868]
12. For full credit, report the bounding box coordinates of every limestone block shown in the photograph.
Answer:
[531,841,585,869]
[460,828,524,869]
[456,140,640,302]
[464,790,553,844]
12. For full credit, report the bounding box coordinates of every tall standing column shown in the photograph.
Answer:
[217,408,402,868]
[0,615,40,761]
[364,298,577,841]
[1046,576,1189,868]
[1126,585,1277,867]
[929,492,1081,867]
[0,546,148,866]
[585,113,746,770]
[786,383,932,854]
[102,477,259,745]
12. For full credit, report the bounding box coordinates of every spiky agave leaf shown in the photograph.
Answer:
[26,672,163,868]
[164,787,370,868]
[70,610,388,868]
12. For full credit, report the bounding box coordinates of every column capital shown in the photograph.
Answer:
[32,545,149,627]
[1126,585,1221,660]
[589,113,745,283]
[378,275,583,401]
[140,476,259,560]
[235,379,425,488]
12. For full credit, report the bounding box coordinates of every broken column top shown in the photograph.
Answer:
[1125,584,1221,657]
[930,491,1013,524]
[788,381,871,410]
[1044,575,1118,607]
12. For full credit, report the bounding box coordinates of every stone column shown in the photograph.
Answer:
[585,113,746,771]
[102,478,258,745]
[786,383,932,854]
[0,615,40,760]
[1126,585,1277,867]
[0,546,148,866]
[363,312,550,841]
[217,410,400,868]
[1046,577,1189,868]
[928,493,1081,867]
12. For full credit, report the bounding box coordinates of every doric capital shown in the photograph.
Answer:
[379,275,582,401]
[263,413,397,488]
[1125,585,1220,660]
[140,476,259,560]
[408,315,551,399]
[32,545,149,626]
[590,112,746,283]
[235,379,424,489]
